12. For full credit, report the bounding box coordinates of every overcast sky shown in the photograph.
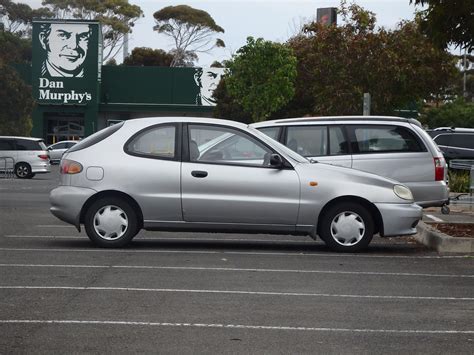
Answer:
[25,0,423,66]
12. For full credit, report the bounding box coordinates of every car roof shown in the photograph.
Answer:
[429,127,474,133]
[123,116,249,130]
[0,136,44,141]
[251,115,422,127]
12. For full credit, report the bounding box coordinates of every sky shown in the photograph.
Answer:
[25,0,424,66]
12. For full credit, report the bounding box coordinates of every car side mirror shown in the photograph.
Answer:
[47,147,52,151]
[269,154,284,168]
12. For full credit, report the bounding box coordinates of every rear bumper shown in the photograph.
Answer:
[375,202,423,237]
[408,181,449,208]
[50,186,96,230]
[31,161,51,174]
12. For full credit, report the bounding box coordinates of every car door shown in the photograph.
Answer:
[181,123,300,225]
[283,125,352,167]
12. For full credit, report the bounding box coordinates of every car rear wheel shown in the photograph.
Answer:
[319,202,374,252]
[15,163,31,179]
[84,197,138,248]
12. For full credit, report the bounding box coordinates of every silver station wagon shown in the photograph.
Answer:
[252,116,449,208]
[50,117,422,252]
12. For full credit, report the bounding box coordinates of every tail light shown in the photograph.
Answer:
[434,157,444,181]
[38,154,49,160]
[61,159,83,174]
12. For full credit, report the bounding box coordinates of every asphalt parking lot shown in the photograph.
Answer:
[0,168,473,354]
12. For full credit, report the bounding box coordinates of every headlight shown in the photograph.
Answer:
[393,184,413,201]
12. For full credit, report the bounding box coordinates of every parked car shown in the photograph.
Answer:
[47,140,78,164]
[426,127,474,161]
[50,117,422,252]
[252,116,449,208]
[0,136,51,178]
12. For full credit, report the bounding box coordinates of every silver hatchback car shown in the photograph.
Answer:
[252,116,449,208]
[50,117,422,252]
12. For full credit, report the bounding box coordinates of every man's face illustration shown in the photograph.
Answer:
[42,24,91,74]
[201,69,222,103]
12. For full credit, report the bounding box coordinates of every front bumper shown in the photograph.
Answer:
[50,186,96,231]
[375,202,423,237]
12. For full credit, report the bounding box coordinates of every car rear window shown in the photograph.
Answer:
[68,122,124,153]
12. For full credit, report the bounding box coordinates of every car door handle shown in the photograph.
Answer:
[191,170,208,178]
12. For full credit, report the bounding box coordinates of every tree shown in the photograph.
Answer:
[42,0,143,62]
[123,47,173,67]
[0,61,33,135]
[282,2,457,117]
[411,0,474,51]
[0,29,32,63]
[223,37,297,122]
[0,0,53,37]
[420,99,474,128]
[213,78,250,123]
[153,5,225,67]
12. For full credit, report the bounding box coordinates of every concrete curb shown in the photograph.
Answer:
[415,221,474,253]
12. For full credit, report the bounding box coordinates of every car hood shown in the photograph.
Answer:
[294,161,409,204]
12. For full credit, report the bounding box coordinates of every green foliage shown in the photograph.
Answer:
[42,0,143,61]
[0,61,33,136]
[448,170,470,193]
[411,0,474,51]
[213,78,250,123]
[225,37,297,122]
[153,5,225,67]
[0,29,31,63]
[282,2,457,117]
[0,0,53,37]
[123,47,173,67]
[420,99,474,128]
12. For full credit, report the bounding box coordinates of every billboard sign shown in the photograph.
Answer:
[32,20,102,106]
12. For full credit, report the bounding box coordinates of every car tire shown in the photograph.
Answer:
[319,202,374,252]
[84,197,138,248]
[15,163,31,179]
[27,173,35,179]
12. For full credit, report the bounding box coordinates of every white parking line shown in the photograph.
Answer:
[0,247,466,259]
[0,319,472,334]
[1,286,473,301]
[0,263,471,278]
[425,214,444,222]
[4,235,314,243]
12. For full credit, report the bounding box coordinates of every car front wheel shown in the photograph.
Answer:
[319,202,374,252]
[84,197,138,248]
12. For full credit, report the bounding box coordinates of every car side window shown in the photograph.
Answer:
[456,134,474,149]
[329,126,349,155]
[258,127,280,141]
[352,125,424,153]
[126,125,176,159]
[15,139,41,151]
[0,139,15,151]
[286,125,327,157]
[434,134,451,146]
[188,124,272,167]
[53,143,67,149]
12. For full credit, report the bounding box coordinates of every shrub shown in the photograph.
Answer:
[448,170,471,193]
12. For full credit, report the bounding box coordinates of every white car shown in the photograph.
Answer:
[0,136,50,178]
[47,140,78,164]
